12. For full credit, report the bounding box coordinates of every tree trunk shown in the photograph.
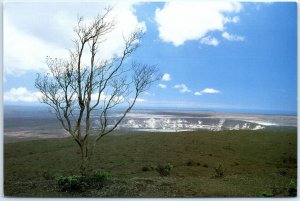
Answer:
[80,143,89,176]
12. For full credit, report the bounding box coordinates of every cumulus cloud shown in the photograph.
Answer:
[4,2,146,75]
[158,84,167,89]
[201,88,221,94]
[155,1,242,46]
[3,87,144,104]
[222,32,244,41]
[200,36,219,46]
[194,91,202,96]
[4,87,42,102]
[223,16,240,23]
[4,20,68,75]
[162,73,171,81]
[174,84,191,93]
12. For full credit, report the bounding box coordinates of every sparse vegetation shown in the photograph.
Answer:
[142,166,150,172]
[214,163,225,178]
[287,180,297,197]
[186,160,194,166]
[4,129,297,197]
[55,170,112,192]
[56,175,88,192]
[203,164,209,168]
[87,170,112,187]
[156,163,173,177]
[262,191,274,197]
[41,170,52,180]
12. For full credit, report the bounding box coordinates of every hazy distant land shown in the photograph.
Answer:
[4,105,297,142]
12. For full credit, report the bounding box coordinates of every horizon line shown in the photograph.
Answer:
[3,103,297,116]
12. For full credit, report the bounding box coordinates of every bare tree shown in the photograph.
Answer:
[35,7,159,175]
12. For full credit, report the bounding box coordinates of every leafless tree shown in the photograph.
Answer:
[35,7,159,175]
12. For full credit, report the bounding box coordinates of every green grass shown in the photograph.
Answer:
[4,128,297,197]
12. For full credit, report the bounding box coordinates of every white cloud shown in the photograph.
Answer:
[162,73,171,81]
[174,84,191,93]
[223,16,240,23]
[4,2,146,75]
[4,18,68,75]
[136,98,146,103]
[128,97,146,103]
[143,92,155,96]
[201,88,221,94]
[155,1,242,46]
[200,36,219,46]
[91,92,109,101]
[222,32,244,41]
[158,84,167,89]
[4,87,42,102]
[194,91,202,96]
[4,87,145,104]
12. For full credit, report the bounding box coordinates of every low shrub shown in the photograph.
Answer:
[214,163,225,178]
[156,163,173,177]
[55,175,87,192]
[271,184,284,196]
[90,170,111,182]
[41,170,52,180]
[278,170,287,176]
[149,165,157,170]
[55,170,112,192]
[287,180,297,197]
[142,166,150,172]
[86,170,112,188]
[282,156,297,164]
[186,160,194,166]
[262,191,273,197]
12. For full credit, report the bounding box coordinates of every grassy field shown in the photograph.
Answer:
[4,128,297,197]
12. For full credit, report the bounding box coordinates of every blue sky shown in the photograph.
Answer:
[3,2,297,114]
